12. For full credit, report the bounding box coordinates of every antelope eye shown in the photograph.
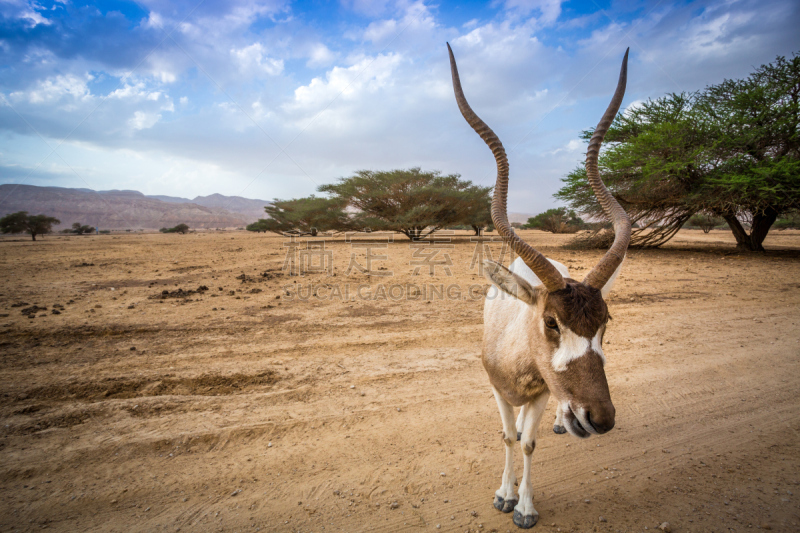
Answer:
[544,316,559,330]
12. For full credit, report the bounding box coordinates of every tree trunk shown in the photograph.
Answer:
[402,228,421,241]
[748,207,778,251]
[31,233,36,241]
[723,207,778,251]
[471,225,482,236]
[723,214,749,248]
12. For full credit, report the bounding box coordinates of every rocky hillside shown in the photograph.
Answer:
[147,193,271,221]
[0,185,271,230]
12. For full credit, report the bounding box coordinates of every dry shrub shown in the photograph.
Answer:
[563,229,615,250]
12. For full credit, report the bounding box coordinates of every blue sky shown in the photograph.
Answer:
[1,0,798,214]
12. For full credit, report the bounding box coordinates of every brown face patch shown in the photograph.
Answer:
[545,280,609,338]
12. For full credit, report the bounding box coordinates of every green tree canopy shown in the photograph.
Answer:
[458,187,493,235]
[246,220,271,233]
[159,223,190,234]
[556,53,800,250]
[72,223,94,235]
[262,196,351,236]
[523,208,587,233]
[0,211,60,241]
[319,168,492,240]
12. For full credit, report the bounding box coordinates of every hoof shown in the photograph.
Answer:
[517,431,521,441]
[513,509,539,529]
[494,495,517,513]
[553,425,567,434]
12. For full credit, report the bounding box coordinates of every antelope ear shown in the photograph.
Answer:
[600,257,625,298]
[483,260,541,305]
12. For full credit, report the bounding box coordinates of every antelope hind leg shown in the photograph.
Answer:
[515,404,527,442]
[514,392,549,529]
[492,387,517,513]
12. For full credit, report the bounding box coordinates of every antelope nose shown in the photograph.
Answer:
[588,403,616,434]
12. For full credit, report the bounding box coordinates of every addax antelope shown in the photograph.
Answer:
[448,43,631,529]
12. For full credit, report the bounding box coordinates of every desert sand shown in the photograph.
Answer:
[1,229,799,533]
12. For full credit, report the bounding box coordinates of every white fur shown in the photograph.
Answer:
[515,393,549,522]
[551,329,605,372]
[508,255,623,297]
[600,257,624,298]
[554,402,565,428]
[509,257,570,286]
[551,329,589,371]
[493,388,549,524]
[493,387,518,505]
[591,331,604,356]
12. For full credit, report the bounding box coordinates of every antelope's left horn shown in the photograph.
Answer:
[583,49,632,290]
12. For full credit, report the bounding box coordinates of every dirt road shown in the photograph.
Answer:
[1,229,799,532]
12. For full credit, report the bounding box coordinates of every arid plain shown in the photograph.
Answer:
[1,229,799,533]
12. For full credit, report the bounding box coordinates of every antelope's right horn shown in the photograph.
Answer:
[447,43,566,293]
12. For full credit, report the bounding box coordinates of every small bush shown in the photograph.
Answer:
[71,223,95,235]
[524,208,587,234]
[160,223,190,234]
[563,228,615,250]
[774,213,800,230]
[686,214,724,233]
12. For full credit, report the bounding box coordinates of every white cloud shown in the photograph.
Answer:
[3,1,54,29]
[144,11,164,29]
[12,74,92,104]
[231,43,284,76]
[499,0,563,24]
[362,1,436,44]
[341,0,393,17]
[19,9,50,28]
[108,81,148,100]
[364,18,398,43]
[285,53,402,116]
[179,96,188,105]
[128,111,161,131]
[624,99,645,114]
[307,43,335,67]
[550,138,582,155]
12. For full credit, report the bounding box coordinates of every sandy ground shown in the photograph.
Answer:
[1,228,799,533]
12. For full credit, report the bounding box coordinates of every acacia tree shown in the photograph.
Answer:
[696,54,800,250]
[261,196,351,236]
[319,168,491,240]
[72,223,94,234]
[246,220,270,233]
[687,214,723,233]
[557,53,800,251]
[159,223,190,234]
[524,208,587,233]
[0,211,60,241]
[459,189,493,235]
[557,92,712,247]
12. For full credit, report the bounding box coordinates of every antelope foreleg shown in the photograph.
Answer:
[553,402,567,434]
[492,387,517,513]
[514,392,549,529]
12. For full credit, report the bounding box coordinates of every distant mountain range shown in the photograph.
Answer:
[0,185,271,230]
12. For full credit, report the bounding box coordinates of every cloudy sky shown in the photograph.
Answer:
[1,0,798,213]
